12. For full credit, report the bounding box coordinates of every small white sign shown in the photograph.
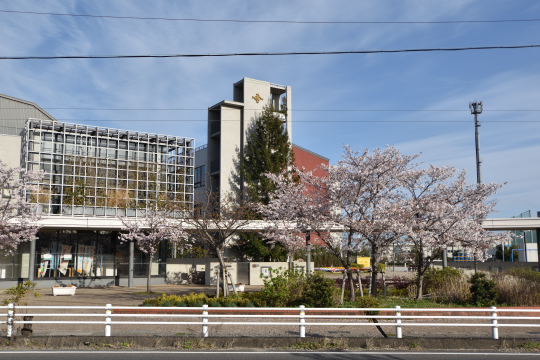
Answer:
[43,253,52,260]
[261,267,271,277]
[63,254,72,260]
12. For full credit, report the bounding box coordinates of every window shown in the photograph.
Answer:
[194,165,205,188]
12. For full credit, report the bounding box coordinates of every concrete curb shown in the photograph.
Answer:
[2,336,537,351]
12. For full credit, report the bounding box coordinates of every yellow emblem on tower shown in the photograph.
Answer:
[252,93,263,103]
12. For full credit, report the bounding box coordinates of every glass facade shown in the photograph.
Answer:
[22,119,195,217]
[34,230,167,279]
[194,165,205,188]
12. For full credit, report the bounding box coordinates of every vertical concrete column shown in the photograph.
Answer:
[28,239,36,281]
[128,241,134,288]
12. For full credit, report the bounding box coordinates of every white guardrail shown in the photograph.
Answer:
[2,304,540,339]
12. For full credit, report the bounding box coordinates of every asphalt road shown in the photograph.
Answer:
[0,351,538,360]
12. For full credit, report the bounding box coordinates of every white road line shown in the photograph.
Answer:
[0,351,539,355]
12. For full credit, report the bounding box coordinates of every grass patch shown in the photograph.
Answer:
[341,296,467,309]
[523,341,540,351]
[289,341,323,350]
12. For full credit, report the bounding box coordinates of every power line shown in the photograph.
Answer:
[6,118,540,123]
[1,9,539,25]
[1,44,539,60]
[2,107,540,112]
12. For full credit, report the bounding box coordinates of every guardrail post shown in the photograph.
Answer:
[105,304,112,337]
[491,306,498,340]
[299,305,305,338]
[395,305,402,339]
[202,304,209,338]
[6,303,14,338]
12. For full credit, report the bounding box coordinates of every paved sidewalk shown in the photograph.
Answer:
[0,284,262,307]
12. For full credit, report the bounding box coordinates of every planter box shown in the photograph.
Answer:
[52,287,76,296]
[228,284,245,292]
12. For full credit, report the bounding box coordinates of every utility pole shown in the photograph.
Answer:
[469,101,483,185]
[470,100,483,273]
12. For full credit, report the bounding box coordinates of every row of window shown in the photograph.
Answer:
[28,147,193,164]
[33,132,192,154]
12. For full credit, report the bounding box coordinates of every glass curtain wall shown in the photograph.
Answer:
[22,119,194,217]
[34,230,167,279]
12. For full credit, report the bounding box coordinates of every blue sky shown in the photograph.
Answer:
[1,0,539,218]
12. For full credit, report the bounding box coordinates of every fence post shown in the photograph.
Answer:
[202,304,209,338]
[299,305,305,338]
[395,305,402,339]
[6,303,14,338]
[105,304,112,337]
[491,306,498,340]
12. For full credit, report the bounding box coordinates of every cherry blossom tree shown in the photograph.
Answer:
[261,146,418,300]
[0,160,43,255]
[119,208,189,293]
[181,190,253,297]
[400,166,506,299]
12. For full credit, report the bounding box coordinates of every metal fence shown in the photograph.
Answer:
[2,304,540,339]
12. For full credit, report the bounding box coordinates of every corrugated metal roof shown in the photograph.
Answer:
[0,93,56,136]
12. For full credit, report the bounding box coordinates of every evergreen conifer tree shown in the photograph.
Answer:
[236,102,294,260]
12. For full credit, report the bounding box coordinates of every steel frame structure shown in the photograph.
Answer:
[22,119,194,217]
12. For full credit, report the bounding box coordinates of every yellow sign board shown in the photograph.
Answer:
[356,257,371,268]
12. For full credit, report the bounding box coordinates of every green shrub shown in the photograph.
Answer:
[423,267,462,292]
[300,273,338,308]
[259,267,338,307]
[470,272,498,307]
[387,287,409,297]
[3,281,41,306]
[355,296,381,315]
[142,270,339,308]
[422,267,469,304]
[260,267,305,307]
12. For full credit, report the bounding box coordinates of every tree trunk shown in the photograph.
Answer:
[415,245,424,300]
[370,270,378,296]
[347,267,356,301]
[21,315,33,337]
[340,272,346,305]
[474,256,478,274]
[415,272,424,300]
[357,269,363,297]
[370,246,378,296]
[216,250,228,297]
[228,272,238,296]
[146,253,152,293]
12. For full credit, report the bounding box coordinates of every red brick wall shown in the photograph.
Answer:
[292,145,329,247]
[293,145,329,177]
